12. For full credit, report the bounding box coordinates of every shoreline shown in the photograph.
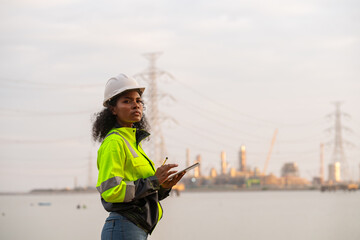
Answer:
[0,187,321,196]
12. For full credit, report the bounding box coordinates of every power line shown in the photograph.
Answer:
[0,108,97,116]
[0,77,103,89]
[165,138,220,155]
[0,168,86,176]
[177,118,271,145]
[0,155,90,163]
[271,148,319,156]
[171,100,326,144]
[180,125,237,151]
[0,136,88,144]
[172,77,325,127]
[175,99,272,140]
[276,133,326,144]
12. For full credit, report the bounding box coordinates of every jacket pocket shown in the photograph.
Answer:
[131,157,153,179]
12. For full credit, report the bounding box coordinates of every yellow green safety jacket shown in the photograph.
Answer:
[96,127,170,234]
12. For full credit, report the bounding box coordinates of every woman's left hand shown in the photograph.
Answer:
[161,171,186,189]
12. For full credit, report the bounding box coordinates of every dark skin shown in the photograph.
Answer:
[155,164,186,189]
[111,90,186,189]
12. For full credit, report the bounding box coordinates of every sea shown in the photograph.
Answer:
[0,191,359,240]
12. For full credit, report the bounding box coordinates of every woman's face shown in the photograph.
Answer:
[111,90,143,127]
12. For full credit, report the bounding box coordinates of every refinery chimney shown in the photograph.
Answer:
[221,151,227,175]
[239,145,246,172]
[328,162,341,182]
[194,155,202,177]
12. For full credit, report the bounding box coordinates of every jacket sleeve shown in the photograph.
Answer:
[96,140,160,203]
[158,186,171,201]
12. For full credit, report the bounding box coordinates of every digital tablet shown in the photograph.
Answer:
[168,162,200,180]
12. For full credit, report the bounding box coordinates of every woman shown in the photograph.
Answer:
[92,73,185,240]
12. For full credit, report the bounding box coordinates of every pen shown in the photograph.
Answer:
[161,157,168,166]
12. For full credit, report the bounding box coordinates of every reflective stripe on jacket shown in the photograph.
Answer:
[96,127,169,233]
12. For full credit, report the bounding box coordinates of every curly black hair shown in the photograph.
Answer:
[92,92,150,142]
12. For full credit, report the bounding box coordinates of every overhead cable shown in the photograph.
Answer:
[0,77,103,89]
[172,78,325,127]
[0,136,88,144]
[0,108,97,116]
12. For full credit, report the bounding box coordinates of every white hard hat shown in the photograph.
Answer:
[103,73,145,107]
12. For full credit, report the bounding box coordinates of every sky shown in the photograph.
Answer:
[0,0,359,192]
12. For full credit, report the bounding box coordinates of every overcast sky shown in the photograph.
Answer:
[0,0,359,192]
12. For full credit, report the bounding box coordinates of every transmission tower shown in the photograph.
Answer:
[329,102,350,182]
[135,52,173,166]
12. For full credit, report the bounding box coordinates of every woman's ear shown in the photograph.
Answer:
[109,106,117,115]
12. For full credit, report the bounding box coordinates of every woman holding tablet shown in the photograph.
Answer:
[92,73,185,240]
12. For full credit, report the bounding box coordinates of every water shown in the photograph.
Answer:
[0,191,359,240]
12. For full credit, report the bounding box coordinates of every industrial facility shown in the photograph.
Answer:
[181,144,310,190]
[137,55,358,192]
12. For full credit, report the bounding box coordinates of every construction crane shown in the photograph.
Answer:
[263,129,278,175]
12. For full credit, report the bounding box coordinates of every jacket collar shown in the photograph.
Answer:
[113,123,150,146]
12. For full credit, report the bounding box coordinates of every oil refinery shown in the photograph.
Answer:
[180,143,359,192]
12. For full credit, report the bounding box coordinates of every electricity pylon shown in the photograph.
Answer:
[135,52,174,166]
[328,102,351,182]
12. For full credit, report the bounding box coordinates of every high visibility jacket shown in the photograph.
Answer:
[96,127,170,234]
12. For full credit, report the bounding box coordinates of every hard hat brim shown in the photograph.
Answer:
[103,86,145,107]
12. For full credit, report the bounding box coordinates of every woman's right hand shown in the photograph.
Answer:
[155,164,178,184]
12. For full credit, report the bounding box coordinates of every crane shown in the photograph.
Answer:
[263,129,278,175]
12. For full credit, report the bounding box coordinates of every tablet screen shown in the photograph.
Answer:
[168,162,200,179]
